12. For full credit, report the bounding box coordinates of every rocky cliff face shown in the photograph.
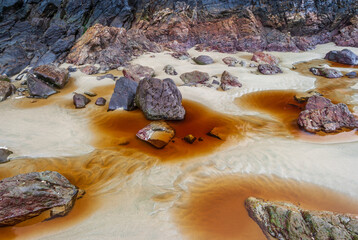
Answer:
[0,0,357,76]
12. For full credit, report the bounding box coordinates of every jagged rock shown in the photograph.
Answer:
[0,148,12,164]
[80,65,99,75]
[33,65,69,89]
[0,81,16,102]
[27,75,57,98]
[108,77,138,111]
[193,55,214,65]
[180,71,210,84]
[183,134,196,144]
[0,171,82,227]
[222,57,238,67]
[310,67,343,78]
[73,93,90,108]
[220,71,242,91]
[258,64,283,75]
[346,72,357,78]
[297,96,358,133]
[135,78,185,120]
[294,91,322,103]
[251,52,279,65]
[325,49,358,66]
[123,64,155,82]
[136,121,175,149]
[163,65,177,75]
[95,97,106,106]
[245,197,358,240]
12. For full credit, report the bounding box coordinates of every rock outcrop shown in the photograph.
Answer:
[108,77,138,111]
[245,197,358,240]
[136,121,175,149]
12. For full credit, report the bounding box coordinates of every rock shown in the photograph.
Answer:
[27,75,57,99]
[310,67,343,78]
[123,64,155,82]
[183,134,196,144]
[97,74,115,81]
[33,65,69,89]
[135,78,185,120]
[249,63,258,68]
[325,49,358,66]
[245,197,358,240]
[163,65,178,75]
[251,52,279,65]
[207,127,230,140]
[0,148,12,164]
[0,171,82,227]
[95,97,106,106]
[67,66,77,73]
[108,77,138,111]
[222,57,238,67]
[297,96,358,133]
[0,81,16,102]
[84,92,97,97]
[73,93,90,109]
[294,91,322,103]
[171,52,190,60]
[240,61,248,67]
[193,55,214,65]
[136,121,175,149]
[258,64,283,75]
[80,65,99,75]
[220,71,242,91]
[180,71,210,84]
[346,72,357,78]
[212,80,220,85]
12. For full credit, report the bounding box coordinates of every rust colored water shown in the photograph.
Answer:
[174,175,358,240]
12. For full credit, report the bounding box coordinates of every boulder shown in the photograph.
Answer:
[222,57,238,67]
[163,65,178,75]
[135,78,185,120]
[136,121,175,149]
[0,81,16,102]
[310,67,343,78]
[27,75,58,99]
[123,64,155,82]
[245,197,358,240]
[251,52,279,65]
[220,71,242,91]
[325,49,358,65]
[258,64,283,75]
[73,93,90,108]
[95,97,107,106]
[0,171,82,227]
[180,71,210,84]
[0,148,12,164]
[33,65,69,89]
[193,55,214,65]
[297,96,358,133]
[80,65,99,75]
[108,77,138,111]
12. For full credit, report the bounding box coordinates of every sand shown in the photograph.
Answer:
[0,43,358,239]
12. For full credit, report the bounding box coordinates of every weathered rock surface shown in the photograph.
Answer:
[310,67,343,78]
[325,49,358,66]
[193,55,214,65]
[252,52,279,65]
[95,97,107,106]
[73,93,90,108]
[33,65,69,89]
[80,65,99,75]
[0,148,12,164]
[136,121,175,149]
[135,78,185,120]
[0,81,16,102]
[297,96,358,133]
[180,71,210,84]
[220,71,242,91]
[123,64,155,82]
[0,171,81,227]
[27,75,57,99]
[245,197,358,240]
[222,57,238,67]
[258,64,283,75]
[108,77,138,111]
[163,65,177,75]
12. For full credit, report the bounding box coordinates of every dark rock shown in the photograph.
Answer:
[193,55,214,65]
[27,75,57,99]
[294,91,322,103]
[136,121,175,149]
[180,71,210,84]
[97,74,115,81]
[84,92,97,97]
[251,52,279,65]
[298,96,358,133]
[258,64,283,75]
[108,77,138,111]
[220,71,242,91]
[325,49,358,66]
[73,93,90,108]
[34,51,58,67]
[33,65,69,89]
[310,67,343,78]
[240,61,247,67]
[123,64,155,82]
[0,81,16,101]
[346,71,357,78]
[212,80,220,85]
[80,65,99,75]
[95,97,106,106]
[183,134,196,144]
[0,171,82,227]
[135,78,185,120]
[163,65,177,75]
[51,35,75,54]
[0,148,12,164]
[222,57,238,67]
[67,66,77,73]
[171,52,190,60]
[245,197,358,240]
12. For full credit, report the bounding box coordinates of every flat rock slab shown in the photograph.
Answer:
[310,67,343,78]
[245,197,358,240]
[325,49,358,65]
[33,65,69,89]
[27,75,58,99]
[252,52,279,65]
[136,121,175,149]
[180,71,210,84]
[108,77,138,111]
[0,171,81,227]
[220,71,242,91]
[0,81,16,102]
[193,55,214,65]
[123,64,155,82]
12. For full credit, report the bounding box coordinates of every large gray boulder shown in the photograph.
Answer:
[135,78,185,120]
[108,77,138,111]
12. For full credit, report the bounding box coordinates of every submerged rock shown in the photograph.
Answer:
[193,55,214,65]
[0,171,82,227]
[180,71,210,84]
[27,75,57,99]
[73,93,90,108]
[258,64,283,75]
[310,67,343,78]
[0,148,12,164]
[163,65,178,75]
[220,71,242,91]
[135,78,185,120]
[297,96,358,133]
[136,121,175,149]
[33,65,69,89]
[245,197,358,240]
[95,97,107,106]
[251,52,279,65]
[222,57,238,67]
[325,49,358,65]
[123,64,155,82]
[108,77,138,111]
[0,81,16,102]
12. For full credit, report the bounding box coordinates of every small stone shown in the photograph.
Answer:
[220,71,242,91]
[193,55,214,65]
[123,64,155,82]
[207,127,230,140]
[212,80,220,85]
[183,134,197,144]
[80,65,99,75]
[0,148,13,164]
[95,97,106,106]
[180,71,210,84]
[346,71,357,78]
[222,57,238,67]
[0,81,16,101]
[163,65,178,75]
[198,137,204,141]
[73,93,90,108]
[258,64,283,75]
[310,67,343,78]
[136,121,175,149]
[84,92,97,97]
[97,74,115,81]
[251,52,279,65]
[249,63,257,68]
[240,61,247,67]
